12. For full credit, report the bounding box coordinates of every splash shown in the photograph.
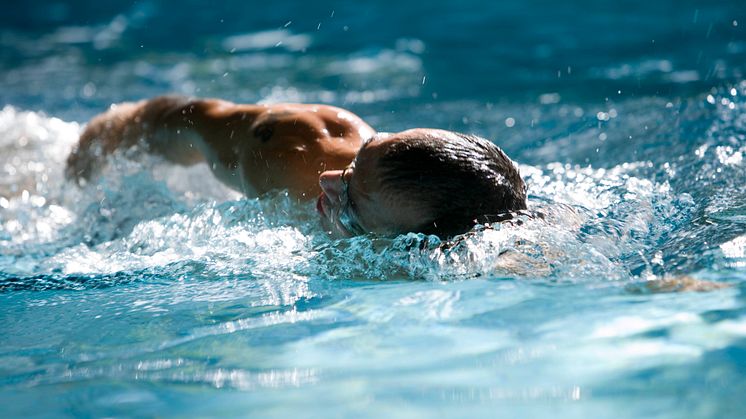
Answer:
[1,98,714,289]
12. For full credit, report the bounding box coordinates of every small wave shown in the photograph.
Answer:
[0,270,164,292]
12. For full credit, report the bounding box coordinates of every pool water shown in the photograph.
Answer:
[2,1,746,417]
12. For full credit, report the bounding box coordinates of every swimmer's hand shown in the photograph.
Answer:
[626,275,731,294]
[65,100,147,183]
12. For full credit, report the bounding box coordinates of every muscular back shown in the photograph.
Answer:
[66,96,376,199]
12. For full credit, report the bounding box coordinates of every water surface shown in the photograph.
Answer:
[2,1,746,417]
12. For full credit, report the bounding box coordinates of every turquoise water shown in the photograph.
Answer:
[2,1,746,417]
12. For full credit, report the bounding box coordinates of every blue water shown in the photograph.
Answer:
[2,1,746,417]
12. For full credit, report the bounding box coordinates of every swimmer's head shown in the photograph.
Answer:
[318,129,527,237]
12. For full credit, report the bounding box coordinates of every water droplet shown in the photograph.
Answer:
[81,82,96,98]
[505,117,515,128]
[539,93,560,104]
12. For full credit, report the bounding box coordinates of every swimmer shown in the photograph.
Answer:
[66,95,527,237]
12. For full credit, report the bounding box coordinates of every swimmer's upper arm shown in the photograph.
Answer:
[135,96,208,165]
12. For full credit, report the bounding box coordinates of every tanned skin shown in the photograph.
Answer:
[66,96,376,199]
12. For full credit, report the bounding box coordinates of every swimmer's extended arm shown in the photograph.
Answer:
[66,96,373,197]
[65,96,240,182]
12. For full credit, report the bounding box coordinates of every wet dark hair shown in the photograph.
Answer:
[377,131,527,237]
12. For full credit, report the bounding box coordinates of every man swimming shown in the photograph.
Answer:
[66,96,527,238]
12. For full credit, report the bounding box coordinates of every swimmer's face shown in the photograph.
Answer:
[317,132,430,237]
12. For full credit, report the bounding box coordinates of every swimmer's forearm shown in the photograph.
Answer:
[66,100,142,181]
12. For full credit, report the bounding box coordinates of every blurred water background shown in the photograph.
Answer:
[2,0,746,417]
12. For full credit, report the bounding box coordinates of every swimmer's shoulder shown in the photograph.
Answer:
[238,104,374,154]
[253,103,374,138]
